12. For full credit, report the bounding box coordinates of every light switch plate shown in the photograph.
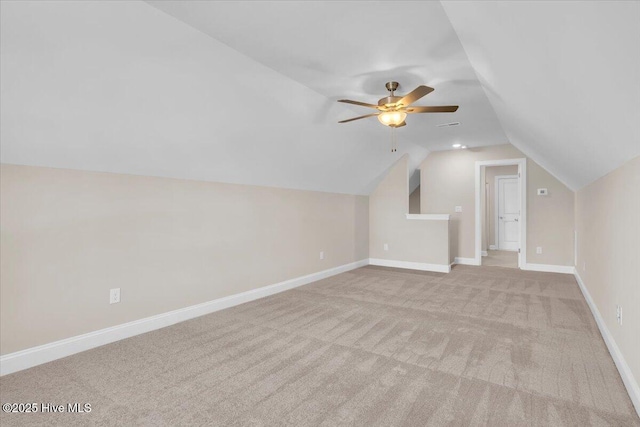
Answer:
[455,206,462,212]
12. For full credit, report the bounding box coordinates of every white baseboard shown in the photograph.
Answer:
[454,257,479,266]
[521,263,575,274]
[574,272,640,417]
[0,259,369,377]
[481,251,488,257]
[369,258,450,273]
[489,245,497,250]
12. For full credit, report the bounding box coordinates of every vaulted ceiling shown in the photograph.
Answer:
[442,1,640,190]
[1,1,638,194]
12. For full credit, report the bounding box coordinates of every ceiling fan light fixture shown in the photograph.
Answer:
[377,111,407,127]
[337,82,458,130]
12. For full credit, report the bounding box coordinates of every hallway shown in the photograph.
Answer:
[482,250,518,268]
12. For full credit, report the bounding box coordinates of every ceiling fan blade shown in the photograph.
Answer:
[338,113,379,123]
[337,99,380,109]
[397,85,434,107]
[407,105,459,113]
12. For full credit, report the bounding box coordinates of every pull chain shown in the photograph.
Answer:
[390,126,397,153]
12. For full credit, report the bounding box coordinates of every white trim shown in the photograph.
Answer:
[476,158,526,167]
[0,259,369,376]
[481,251,488,257]
[369,258,451,273]
[574,230,578,267]
[521,263,575,274]
[405,213,450,221]
[454,257,479,266]
[574,271,640,417]
[475,158,527,268]
[494,175,500,249]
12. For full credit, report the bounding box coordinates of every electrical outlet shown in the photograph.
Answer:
[616,305,622,325]
[383,243,389,251]
[455,206,462,213]
[536,247,542,254]
[110,288,120,304]
[319,251,324,260]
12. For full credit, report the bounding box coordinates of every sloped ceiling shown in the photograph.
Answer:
[2,1,638,194]
[146,1,508,153]
[0,0,505,195]
[442,1,640,190]
[2,0,425,195]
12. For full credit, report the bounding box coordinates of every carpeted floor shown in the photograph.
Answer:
[483,250,519,268]
[1,265,638,426]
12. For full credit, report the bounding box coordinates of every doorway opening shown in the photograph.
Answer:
[474,159,527,268]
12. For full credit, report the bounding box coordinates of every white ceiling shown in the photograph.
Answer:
[442,1,640,189]
[2,1,638,193]
[146,1,508,152]
[0,0,431,195]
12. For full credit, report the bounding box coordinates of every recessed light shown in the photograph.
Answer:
[452,143,461,148]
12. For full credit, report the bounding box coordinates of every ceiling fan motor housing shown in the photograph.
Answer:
[380,81,401,106]
[378,96,402,107]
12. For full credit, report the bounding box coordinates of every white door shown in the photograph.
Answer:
[496,176,519,251]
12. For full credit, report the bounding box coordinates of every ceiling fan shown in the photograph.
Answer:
[337,81,458,129]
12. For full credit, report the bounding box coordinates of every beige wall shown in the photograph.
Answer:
[420,144,574,265]
[369,156,449,266]
[0,164,369,355]
[575,156,640,388]
[482,165,518,250]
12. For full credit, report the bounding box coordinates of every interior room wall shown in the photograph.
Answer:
[481,165,519,251]
[420,144,574,265]
[0,164,369,355]
[575,155,640,396]
[369,156,449,267]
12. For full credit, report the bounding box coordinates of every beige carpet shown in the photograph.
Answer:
[483,250,519,268]
[1,265,638,426]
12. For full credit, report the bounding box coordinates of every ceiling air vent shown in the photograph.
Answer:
[436,122,460,128]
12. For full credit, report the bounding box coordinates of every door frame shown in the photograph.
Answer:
[474,158,527,268]
[494,174,519,251]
